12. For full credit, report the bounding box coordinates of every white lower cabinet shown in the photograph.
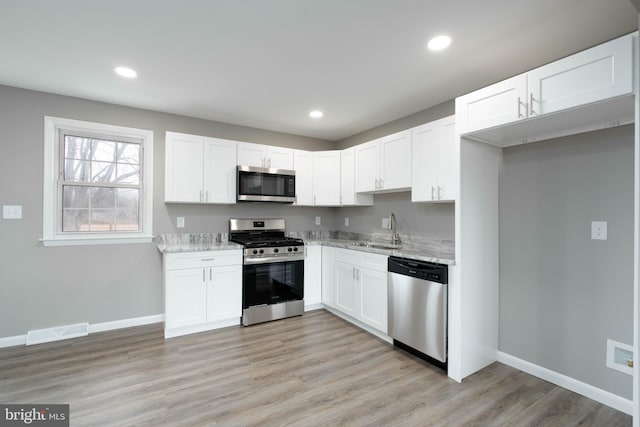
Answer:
[331,248,388,334]
[163,250,242,338]
[321,246,335,307]
[304,245,323,310]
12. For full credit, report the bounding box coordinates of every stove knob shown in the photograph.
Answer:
[273,248,279,253]
[287,247,292,252]
[259,249,264,254]
[293,247,299,252]
[252,249,258,255]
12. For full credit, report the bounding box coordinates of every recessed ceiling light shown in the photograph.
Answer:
[309,110,323,119]
[115,66,137,79]
[427,35,451,51]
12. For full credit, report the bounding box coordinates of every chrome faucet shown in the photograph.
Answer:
[390,213,401,245]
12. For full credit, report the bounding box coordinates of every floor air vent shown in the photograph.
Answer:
[26,322,89,345]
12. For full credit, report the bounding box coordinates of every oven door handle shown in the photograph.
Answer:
[243,255,305,265]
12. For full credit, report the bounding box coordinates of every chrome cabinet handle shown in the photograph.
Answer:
[201,258,215,261]
[380,178,383,189]
[199,190,203,202]
[437,186,442,200]
[517,97,524,119]
[205,190,208,202]
[374,178,379,189]
[210,268,212,281]
[202,269,205,282]
[530,93,536,116]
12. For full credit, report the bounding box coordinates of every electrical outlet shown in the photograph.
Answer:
[591,221,607,240]
[382,217,390,229]
[315,216,321,226]
[177,217,185,228]
[344,217,349,227]
[3,205,22,219]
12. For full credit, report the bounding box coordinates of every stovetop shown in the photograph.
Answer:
[230,235,304,248]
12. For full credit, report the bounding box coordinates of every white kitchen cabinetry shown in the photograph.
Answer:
[165,132,236,204]
[163,250,242,338]
[332,248,388,334]
[237,141,294,170]
[456,32,634,146]
[313,151,341,206]
[293,150,313,206]
[293,150,341,206]
[355,130,411,193]
[304,245,323,310]
[411,115,457,202]
[321,246,335,308]
[340,148,373,206]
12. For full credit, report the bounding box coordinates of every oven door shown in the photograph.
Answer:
[243,259,304,308]
[237,165,296,203]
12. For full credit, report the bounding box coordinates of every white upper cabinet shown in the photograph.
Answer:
[293,150,313,206]
[412,115,457,202]
[165,132,236,204]
[312,151,341,206]
[340,148,373,206]
[237,142,294,170]
[456,32,635,146]
[355,130,412,193]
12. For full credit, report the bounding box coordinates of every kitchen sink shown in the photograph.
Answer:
[351,241,402,250]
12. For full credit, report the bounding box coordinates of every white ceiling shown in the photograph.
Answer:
[0,0,637,141]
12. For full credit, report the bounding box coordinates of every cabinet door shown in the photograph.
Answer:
[411,122,439,202]
[203,137,237,204]
[237,142,266,167]
[340,148,373,206]
[455,74,527,135]
[436,116,457,201]
[321,246,335,307]
[313,151,341,206]
[304,245,323,308]
[359,267,388,333]
[354,140,379,193]
[334,261,359,317]
[528,33,632,117]
[165,268,207,329]
[165,132,203,202]
[206,265,242,322]
[293,150,314,206]
[267,146,294,170]
[380,130,411,191]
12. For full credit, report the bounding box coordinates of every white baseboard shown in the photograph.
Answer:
[304,303,324,312]
[164,317,240,339]
[323,305,392,344]
[0,314,165,348]
[497,351,633,415]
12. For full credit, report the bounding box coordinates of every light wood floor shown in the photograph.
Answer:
[0,310,631,426]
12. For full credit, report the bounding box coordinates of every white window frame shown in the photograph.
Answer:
[42,116,154,246]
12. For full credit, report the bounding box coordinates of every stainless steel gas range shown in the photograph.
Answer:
[229,218,305,326]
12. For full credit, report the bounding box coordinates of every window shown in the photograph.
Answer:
[42,117,154,246]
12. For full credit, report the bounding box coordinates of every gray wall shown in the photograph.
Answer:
[499,125,634,399]
[335,192,454,240]
[0,85,337,338]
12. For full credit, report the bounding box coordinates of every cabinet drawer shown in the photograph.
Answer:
[164,250,242,270]
[334,248,361,265]
[359,252,388,272]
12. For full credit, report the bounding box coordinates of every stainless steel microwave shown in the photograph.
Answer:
[237,165,296,203]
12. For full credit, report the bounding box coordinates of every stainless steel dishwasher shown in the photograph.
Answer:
[388,256,448,368]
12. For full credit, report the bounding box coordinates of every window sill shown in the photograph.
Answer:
[39,235,154,247]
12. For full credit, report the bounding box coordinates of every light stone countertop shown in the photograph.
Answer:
[156,233,242,253]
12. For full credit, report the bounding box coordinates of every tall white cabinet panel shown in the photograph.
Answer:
[340,148,373,206]
[354,130,411,193]
[379,130,412,191]
[312,151,341,206]
[455,75,527,135]
[165,132,205,202]
[528,33,633,117]
[334,261,359,318]
[237,142,294,170]
[165,132,236,204]
[359,268,387,333]
[293,150,314,206]
[321,246,335,308]
[411,115,457,202]
[304,245,322,310]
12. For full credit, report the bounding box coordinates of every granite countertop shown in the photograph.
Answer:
[156,233,242,253]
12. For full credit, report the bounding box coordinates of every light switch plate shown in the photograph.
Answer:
[382,217,390,229]
[177,217,185,228]
[315,216,321,226]
[344,217,349,227]
[591,221,607,240]
[3,205,22,219]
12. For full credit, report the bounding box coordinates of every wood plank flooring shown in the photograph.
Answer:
[0,310,631,426]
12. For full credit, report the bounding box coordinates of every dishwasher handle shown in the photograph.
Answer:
[388,256,448,284]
